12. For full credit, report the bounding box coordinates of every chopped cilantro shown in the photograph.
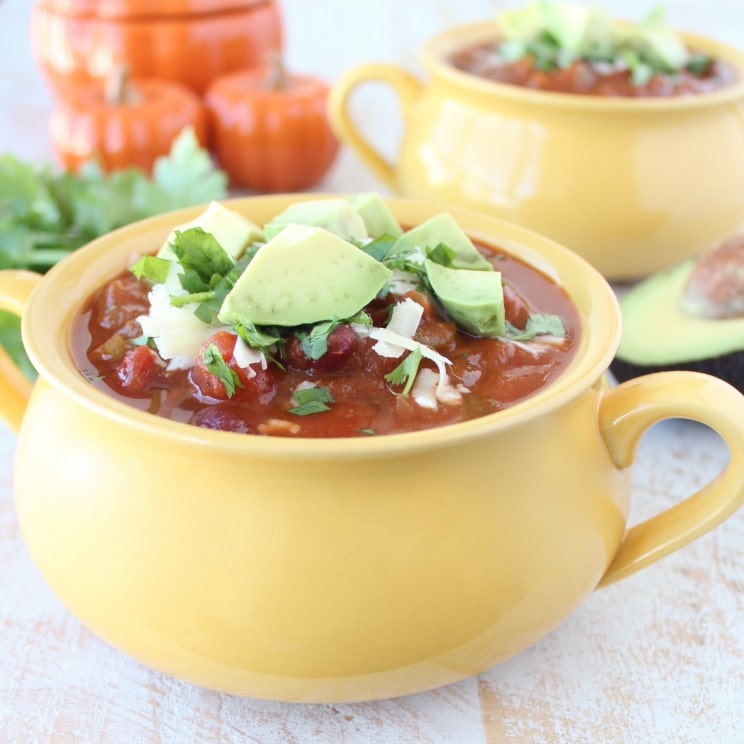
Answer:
[296,318,341,360]
[130,255,171,284]
[507,313,566,341]
[288,386,334,416]
[170,291,215,308]
[349,310,372,329]
[359,428,377,436]
[358,233,398,262]
[192,252,255,324]
[234,321,283,350]
[384,346,423,396]
[426,242,457,268]
[686,53,712,76]
[171,227,234,284]
[202,343,242,398]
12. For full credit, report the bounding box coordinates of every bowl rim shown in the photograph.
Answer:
[21,194,621,459]
[420,21,744,112]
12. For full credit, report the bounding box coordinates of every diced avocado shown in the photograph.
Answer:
[392,213,492,271]
[424,259,505,337]
[540,1,593,54]
[611,258,744,392]
[263,198,370,243]
[624,6,689,70]
[347,193,403,238]
[218,225,392,327]
[498,2,544,40]
[157,201,262,262]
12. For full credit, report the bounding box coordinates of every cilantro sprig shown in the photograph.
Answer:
[288,386,334,416]
[0,128,228,380]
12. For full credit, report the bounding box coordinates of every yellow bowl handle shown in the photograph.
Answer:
[0,270,42,433]
[597,371,744,587]
[328,63,423,192]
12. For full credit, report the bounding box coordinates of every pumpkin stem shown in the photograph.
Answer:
[104,65,143,105]
[264,51,289,91]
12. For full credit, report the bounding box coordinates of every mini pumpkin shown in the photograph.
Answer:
[49,68,208,173]
[204,54,340,192]
[31,0,283,96]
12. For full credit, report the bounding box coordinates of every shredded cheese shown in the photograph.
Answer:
[137,283,220,371]
[387,297,424,337]
[232,335,267,378]
[411,368,463,410]
[385,269,420,296]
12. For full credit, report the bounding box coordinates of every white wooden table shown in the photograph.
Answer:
[1,2,742,742]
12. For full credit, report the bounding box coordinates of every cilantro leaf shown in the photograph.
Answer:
[686,53,712,76]
[384,347,423,396]
[349,310,372,329]
[0,311,35,380]
[234,322,283,350]
[172,227,234,282]
[507,313,566,341]
[202,343,242,398]
[132,128,228,215]
[193,252,255,323]
[296,318,341,361]
[358,233,398,262]
[0,129,227,381]
[426,242,457,268]
[130,255,171,284]
[288,386,334,416]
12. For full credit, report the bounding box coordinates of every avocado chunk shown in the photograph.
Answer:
[392,213,492,271]
[424,259,505,337]
[611,258,744,391]
[263,198,370,243]
[158,201,262,262]
[347,193,403,238]
[624,6,688,71]
[218,224,392,327]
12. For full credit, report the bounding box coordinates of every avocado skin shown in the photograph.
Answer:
[610,352,744,393]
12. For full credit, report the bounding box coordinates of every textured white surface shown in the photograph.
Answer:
[1,1,743,742]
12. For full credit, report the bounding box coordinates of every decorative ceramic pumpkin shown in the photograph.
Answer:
[205,55,340,191]
[31,0,283,96]
[49,68,207,173]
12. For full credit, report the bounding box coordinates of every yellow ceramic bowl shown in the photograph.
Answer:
[328,24,744,281]
[1,196,743,703]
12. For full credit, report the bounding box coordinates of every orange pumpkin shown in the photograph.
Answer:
[49,69,208,173]
[31,0,283,97]
[205,56,340,192]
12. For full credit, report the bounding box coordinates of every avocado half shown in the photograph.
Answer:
[611,258,744,391]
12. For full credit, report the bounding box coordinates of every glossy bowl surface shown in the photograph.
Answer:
[2,196,744,703]
[329,24,744,280]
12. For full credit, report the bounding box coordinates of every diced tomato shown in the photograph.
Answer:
[116,345,160,393]
[191,331,276,402]
[92,275,151,331]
